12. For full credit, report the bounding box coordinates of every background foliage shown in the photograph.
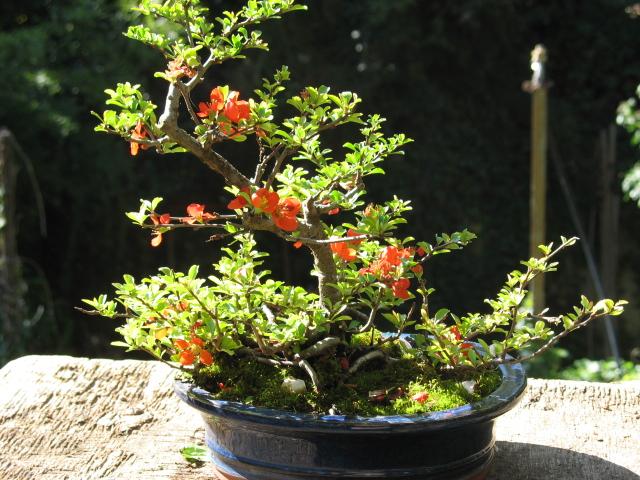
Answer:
[1,0,639,372]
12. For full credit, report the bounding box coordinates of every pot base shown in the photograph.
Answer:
[210,446,495,480]
[213,467,492,480]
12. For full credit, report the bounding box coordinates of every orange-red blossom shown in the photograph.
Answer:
[149,212,171,247]
[183,203,217,224]
[229,187,301,232]
[224,91,251,123]
[227,187,251,210]
[330,229,363,262]
[251,188,279,213]
[272,197,301,232]
[360,245,412,280]
[130,120,151,156]
[359,245,416,299]
[450,326,474,359]
[197,87,251,124]
[174,336,213,366]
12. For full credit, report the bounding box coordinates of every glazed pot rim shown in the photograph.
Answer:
[174,361,527,433]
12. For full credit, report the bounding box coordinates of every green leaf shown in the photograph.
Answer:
[434,308,449,323]
[180,444,209,464]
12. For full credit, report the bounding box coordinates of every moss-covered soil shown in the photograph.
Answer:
[189,346,501,416]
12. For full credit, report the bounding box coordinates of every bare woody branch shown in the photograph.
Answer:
[157,83,251,188]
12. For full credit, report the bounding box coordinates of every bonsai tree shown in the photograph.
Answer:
[83,0,625,415]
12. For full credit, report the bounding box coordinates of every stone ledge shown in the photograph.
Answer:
[0,355,638,479]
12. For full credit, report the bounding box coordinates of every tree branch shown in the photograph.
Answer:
[157,83,251,188]
[298,337,341,359]
[347,350,385,375]
[297,358,320,392]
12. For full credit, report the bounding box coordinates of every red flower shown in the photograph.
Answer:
[416,246,427,257]
[460,342,474,359]
[184,203,217,224]
[293,241,303,249]
[347,229,363,246]
[411,264,423,274]
[150,213,171,225]
[330,230,365,262]
[328,207,340,215]
[227,187,251,210]
[174,337,213,366]
[179,351,195,366]
[331,241,357,262]
[197,102,217,118]
[273,214,298,232]
[130,120,151,156]
[251,188,279,213]
[272,197,301,231]
[411,391,429,403]
[199,350,213,366]
[218,121,241,138]
[451,326,462,341]
[177,301,189,312]
[224,91,251,123]
[391,278,411,299]
[361,245,412,281]
[210,86,226,112]
[381,245,412,266]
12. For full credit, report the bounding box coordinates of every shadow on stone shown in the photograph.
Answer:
[491,441,639,480]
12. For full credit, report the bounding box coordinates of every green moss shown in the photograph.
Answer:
[188,354,502,416]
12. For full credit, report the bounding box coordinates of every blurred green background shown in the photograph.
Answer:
[1,0,638,380]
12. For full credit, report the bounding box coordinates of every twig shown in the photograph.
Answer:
[346,308,368,322]
[142,222,242,231]
[253,356,295,367]
[177,82,201,126]
[347,350,385,375]
[357,293,382,334]
[286,234,370,246]
[297,358,320,392]
[181,0,195,47]
[298,337,341,359]
[141,346,186,371]
[495,312,601,367]
[74,307,129,319]
[261,304,276,323]
[253,143,283,184]
[265,148,292,189]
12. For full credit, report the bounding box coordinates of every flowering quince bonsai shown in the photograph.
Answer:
[82,0,626,416]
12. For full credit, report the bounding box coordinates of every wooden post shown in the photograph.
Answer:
[599,125,619,354]
[526,45,548,313]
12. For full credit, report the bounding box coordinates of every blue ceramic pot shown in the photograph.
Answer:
[175,362,526,480]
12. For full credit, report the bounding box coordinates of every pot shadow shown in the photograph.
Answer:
[490,441,639,480]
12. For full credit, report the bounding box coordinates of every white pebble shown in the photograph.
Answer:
[282,378,307,394]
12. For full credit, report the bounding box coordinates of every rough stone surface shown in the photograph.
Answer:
[0,355,638,480]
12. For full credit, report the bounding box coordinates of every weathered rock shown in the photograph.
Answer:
[0,356,638,479]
